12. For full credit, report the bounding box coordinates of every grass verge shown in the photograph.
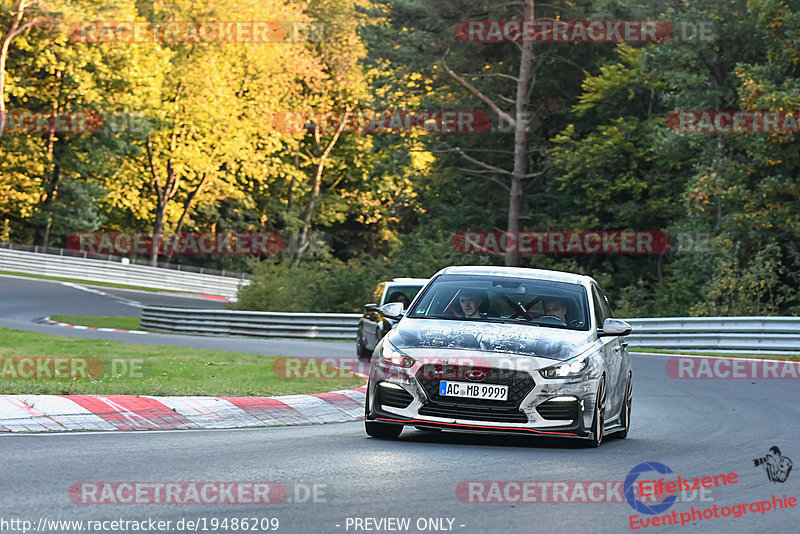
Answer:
[632,348,800,361]
[0,327,364,396]
[49,315,142,331]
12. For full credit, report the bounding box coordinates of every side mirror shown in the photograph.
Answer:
[364,304,379,313]
[379,302,404,320]
[598,318,632,337]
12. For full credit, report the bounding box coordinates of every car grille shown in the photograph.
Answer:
[377,384,414,409]
[415,364,534,423]
[418,403,528,423]
[536,398,580,420]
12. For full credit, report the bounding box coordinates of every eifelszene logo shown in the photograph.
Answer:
[754,446,793,483]
[625,462,678,515]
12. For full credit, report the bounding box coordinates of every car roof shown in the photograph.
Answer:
[434,266,594,285]
[387,278,429,285]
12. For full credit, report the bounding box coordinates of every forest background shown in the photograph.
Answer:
[2,0,798,316]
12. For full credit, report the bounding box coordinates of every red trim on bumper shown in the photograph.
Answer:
[375,417,578,436]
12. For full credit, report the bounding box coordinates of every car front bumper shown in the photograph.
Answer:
[365,349,603,439]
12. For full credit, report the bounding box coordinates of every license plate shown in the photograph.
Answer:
[439,381,508,401]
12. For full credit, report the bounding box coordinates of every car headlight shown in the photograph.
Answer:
[539,356,588,379]
[379,342,416,368]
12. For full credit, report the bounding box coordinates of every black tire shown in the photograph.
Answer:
[365,420,403,439]
[618,372,632,439]
[587,377,606,448]
[356,331,372,359]
[364,388,402,439]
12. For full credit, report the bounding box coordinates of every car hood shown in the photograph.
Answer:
[387,318,595,361]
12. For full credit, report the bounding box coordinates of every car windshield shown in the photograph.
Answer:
[383,285,423,308]
[407,274,590,331]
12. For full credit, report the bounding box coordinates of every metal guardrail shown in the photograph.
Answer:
[623,317,800,355]
[0,241,248,278]
[140,308,800,354]
[0,248,249,298]
[141,307,360,339]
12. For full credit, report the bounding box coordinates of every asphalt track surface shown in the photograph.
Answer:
[0,275,351,359]
[1,274,798,533]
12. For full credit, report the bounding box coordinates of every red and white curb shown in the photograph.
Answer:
[0,387,366,433]
[38,316,150,335]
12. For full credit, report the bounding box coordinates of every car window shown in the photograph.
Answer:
[591,285,610,329]
[383,285,423,309]
[407,274,590,331]
[597,285,613,318]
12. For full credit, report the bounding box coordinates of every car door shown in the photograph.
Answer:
[597,284,628,413]
[592,285,622,417]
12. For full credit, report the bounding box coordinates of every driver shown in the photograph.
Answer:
[386,291,411,309]
[542,297,568,322]
[457,289,487,319]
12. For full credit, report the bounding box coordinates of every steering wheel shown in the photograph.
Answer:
[538,314,567,325]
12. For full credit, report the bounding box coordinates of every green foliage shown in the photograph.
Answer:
[233,257,387,313]
[3,0,799,316]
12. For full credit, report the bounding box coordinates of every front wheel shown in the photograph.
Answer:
[587,377,606,448]
[618,373,632,439]
[364,388,402,439]
[365,420,403,439]
[356,331,372,359]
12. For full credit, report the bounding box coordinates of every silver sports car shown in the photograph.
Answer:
[364,266,632,447]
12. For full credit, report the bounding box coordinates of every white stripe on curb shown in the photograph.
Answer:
[148,396,263,429]
[0,387,367,433]
[14,395,116,432]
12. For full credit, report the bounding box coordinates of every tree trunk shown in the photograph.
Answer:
[293,106,352,266]
[0,0,27,135]
[38,163,58,249]
[163,173,207,267]
[505,0,535,267]
[145,117,185,266]
[151,198,166,266]
[146,136,166,266]
[35,97,60,249]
